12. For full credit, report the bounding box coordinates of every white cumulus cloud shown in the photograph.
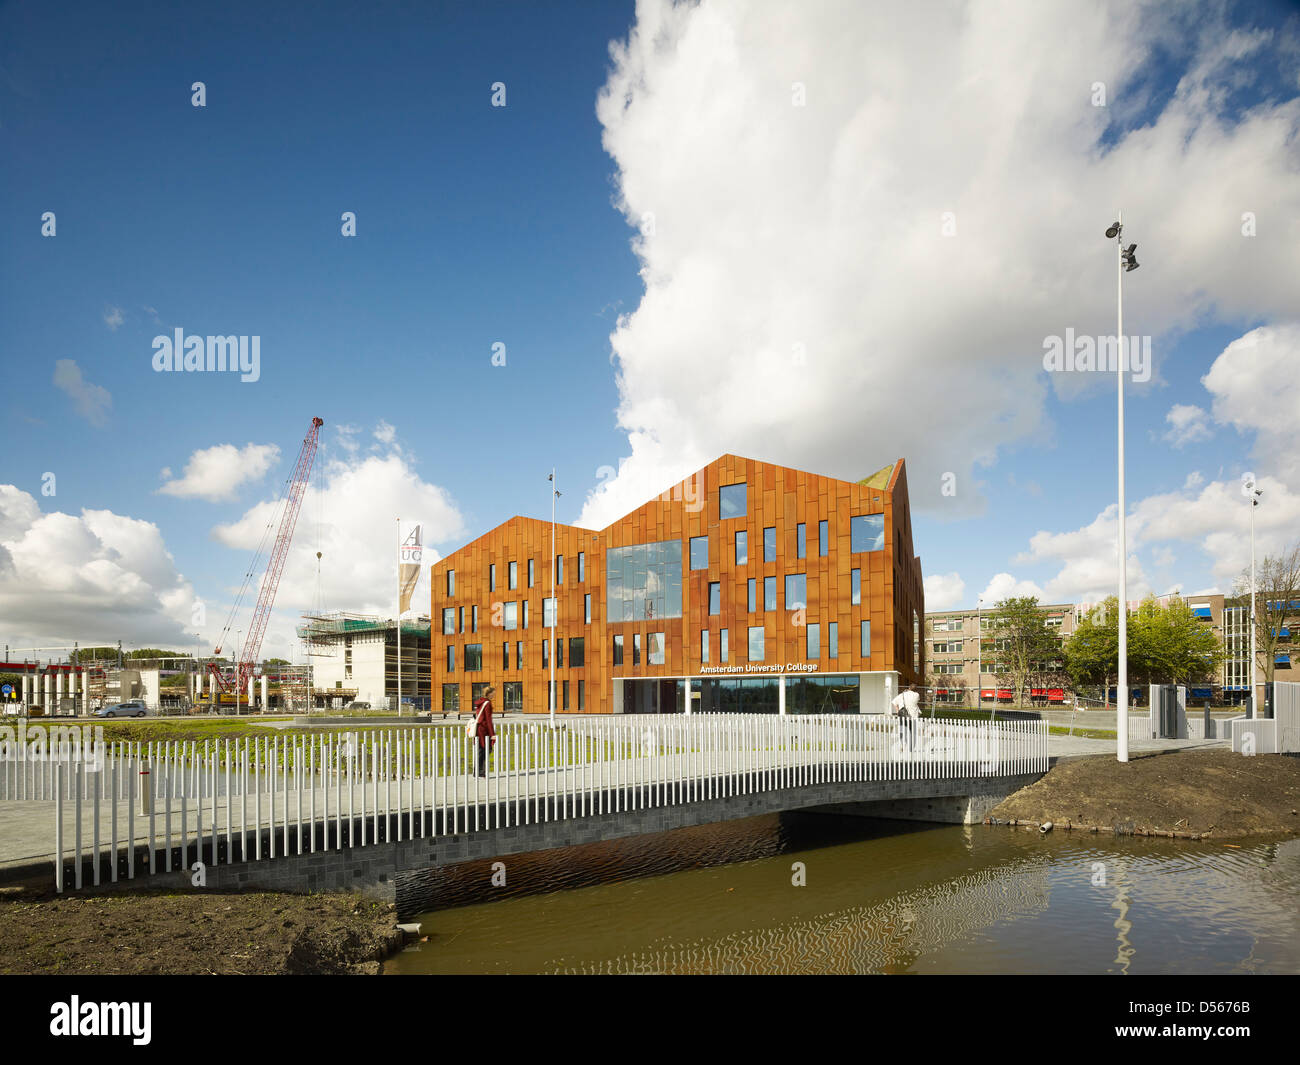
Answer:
[158,443,282,503]
[578,1,1300,529]
[923,571,966,610]
[1162,403,1212,447]
[0,484,197,649]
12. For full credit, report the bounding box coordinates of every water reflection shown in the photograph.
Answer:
[386,816,1300,975]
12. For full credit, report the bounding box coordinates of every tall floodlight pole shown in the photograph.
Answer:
[1247,484,1262,718]
[1105,214,1139,762]
[548,471,559,727]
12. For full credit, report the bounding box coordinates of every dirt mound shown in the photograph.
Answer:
[990,750,1300,839]
[0,890,403,975]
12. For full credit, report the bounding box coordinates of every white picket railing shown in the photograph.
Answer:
[0,714,1047,893]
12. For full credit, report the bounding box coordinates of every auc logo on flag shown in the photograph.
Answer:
[400,525,423,564]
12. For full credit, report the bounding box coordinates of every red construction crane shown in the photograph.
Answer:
[209,416,324,701]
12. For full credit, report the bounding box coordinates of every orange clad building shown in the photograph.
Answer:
[429,454,925,716]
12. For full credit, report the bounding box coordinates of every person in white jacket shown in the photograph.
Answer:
[890,684,921,751]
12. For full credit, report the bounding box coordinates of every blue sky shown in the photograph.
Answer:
[2,0,1298,658]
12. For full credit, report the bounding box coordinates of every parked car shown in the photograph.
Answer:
[345,701,371,710]
[94,700,148,718]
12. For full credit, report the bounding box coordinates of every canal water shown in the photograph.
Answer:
[385,814,1300,975]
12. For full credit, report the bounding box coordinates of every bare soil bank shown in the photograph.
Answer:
[990,749,1300,839]
[0,890,403,975]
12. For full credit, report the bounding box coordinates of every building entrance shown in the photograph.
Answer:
[622,678,680,714]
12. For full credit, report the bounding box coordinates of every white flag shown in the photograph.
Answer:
[399,524,423,614]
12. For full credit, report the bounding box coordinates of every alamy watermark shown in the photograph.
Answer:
[151,329,260,382]
[1042,328,1150,383]
[0,722,105,770]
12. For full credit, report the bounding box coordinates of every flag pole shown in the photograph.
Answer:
[396,517,402,717]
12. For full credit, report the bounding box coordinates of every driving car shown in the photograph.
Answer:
[94,700,148,718]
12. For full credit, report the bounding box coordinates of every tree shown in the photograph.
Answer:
[1231,540,1300,686]
[987,597,1060,704]
[1135,595,1223,685]
[1066,595,1223,695]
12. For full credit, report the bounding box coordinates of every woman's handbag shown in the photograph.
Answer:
[466,701,485,738]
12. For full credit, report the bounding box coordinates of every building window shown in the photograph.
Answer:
[557,639,564,669]
[516,641,523,669]
[860,620,871,657]
[748,626,765,662]
[446,645,455,672]
[796,523,806,559]
[633,633,641,666]
[932,640,962,654]
[850,514,886,552]
[569,637,585,668]
[648,632,665,665]
[442,608,455,635]
[785,573,807,610]
[613,634,624,667]
[851,569,861,606]
[489,563,496,591]
[763,526,776,562]
[472,605,478,632]
[701,629,710,663]
[748,578,757,612]
[458,606,464,632]
[504,681,522,711]
[709,582,721,615]
[828,622,838,659]
[508,560,517,590]
[441,684,459,715]
[735,530,748,565]
[447,570,455,597]
[578,679,585,711]
[528,558,534,587]
[690,535,709,570]
[523,600,530,629]
[720,628,729,663]
[543,598,556,628]
[563,680,570,711]
[806,623,820,659]
[819,520,828,557]
[502,642,509,670]
[555,554,564,585]
[606,539,684,622]
[542,639,549,668]
[465,644,483,672]
[578,551,585,582]
[503,601,518,630]
[585,593,592,624]
[764,576,776,612]
[720,482,747,518]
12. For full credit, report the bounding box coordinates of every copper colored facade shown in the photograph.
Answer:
[429,454,925,715]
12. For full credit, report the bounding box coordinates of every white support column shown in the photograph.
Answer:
[81,672,89,716]
[260,675,268,710]
[43,673,52,709]
[248,675,255,708]
[21,674,31,708]
[778,674,787,715]
[684,677,693,716]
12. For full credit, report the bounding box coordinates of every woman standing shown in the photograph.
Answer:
[472,685,496,777]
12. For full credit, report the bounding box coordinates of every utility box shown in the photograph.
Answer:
[1149,684,1187,739]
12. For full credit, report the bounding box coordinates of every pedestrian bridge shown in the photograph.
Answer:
[0,714,1048,900]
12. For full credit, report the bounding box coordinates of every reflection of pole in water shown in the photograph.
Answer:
[1111,862,1134,974]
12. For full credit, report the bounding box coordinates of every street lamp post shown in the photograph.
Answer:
[1105,214,1139,762]
[1248,483,1262,718]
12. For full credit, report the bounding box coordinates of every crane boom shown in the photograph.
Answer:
[210,416,324,699]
